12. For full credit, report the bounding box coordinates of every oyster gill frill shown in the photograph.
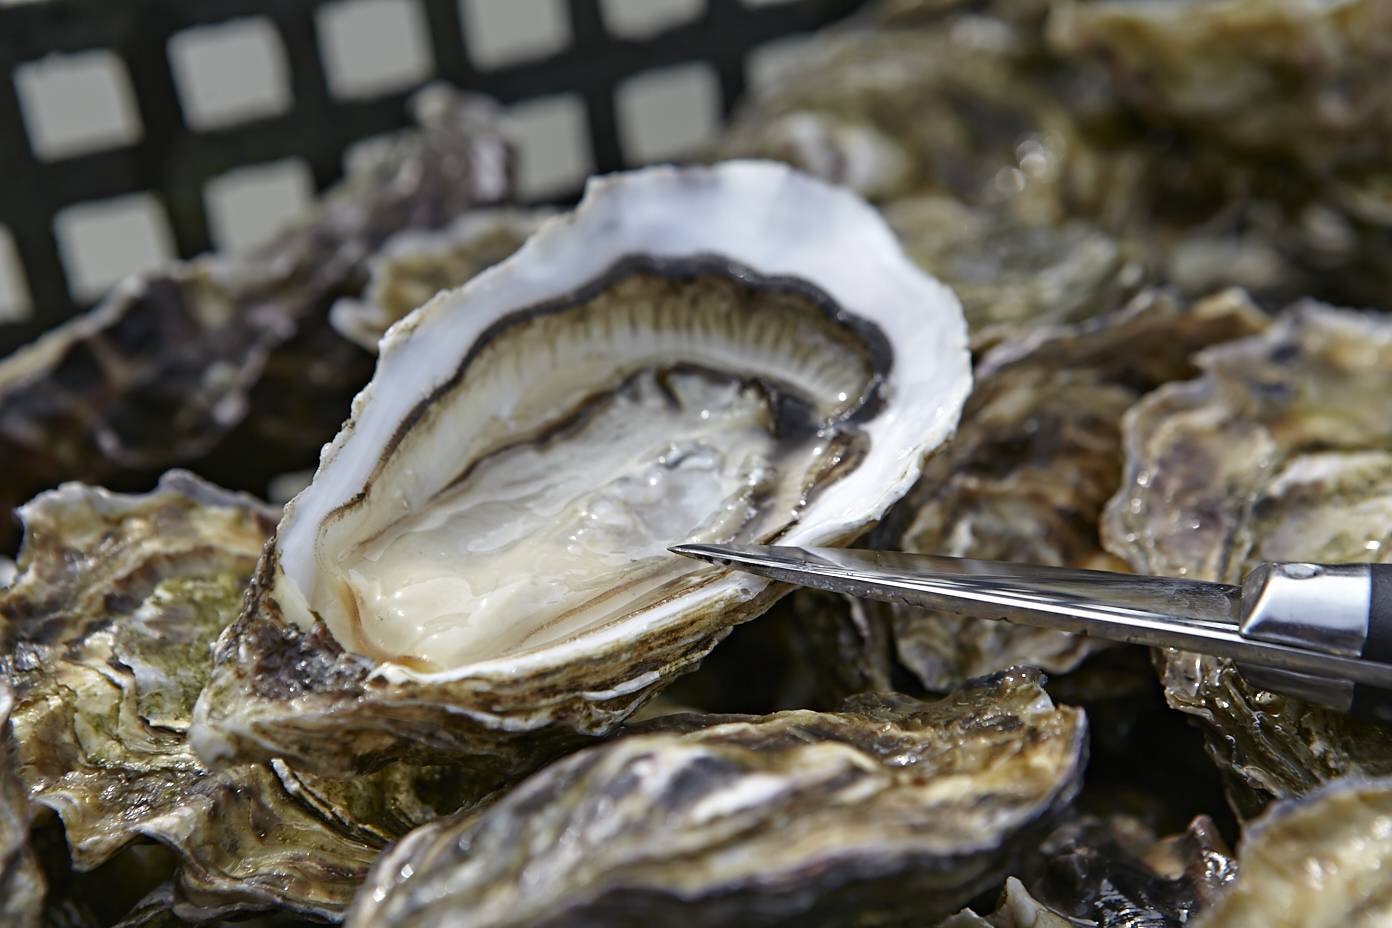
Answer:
[1103,305,1392,806]
[330,207,553,352]
[873,289,1267,691]
[191,161,971,777]
[0,473,476,920]
[346,670,1086,928]
[1193,777,1392,928]
[1,681,43,928]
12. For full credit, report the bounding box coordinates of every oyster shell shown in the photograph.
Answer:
[1191,777,1392,927]
[330,208,552,352]
[874,288,1267,691]
[0,472,479,920]
[883,194,1148,341]
[1,681,43,928]
[1047,0,1392,173]
[346,670,1086,928]
[0,86,511,554]
[1103,304,1392,805]
[191,161,970,777]
[716,24,1072,210]
[935,878,1078,928]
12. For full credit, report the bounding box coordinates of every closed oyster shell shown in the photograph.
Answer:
[1103,305,1392,806]
[191,161,971,777]
[1,681,43,928]
[330,208,552,352]
[883,194,1148,341]
[347,670,1086,928]
[1194,777,1392,927]
[0,86,511,554]
[0,473,476,920]
[875,289,1267,691]
[1047,0,1392,173]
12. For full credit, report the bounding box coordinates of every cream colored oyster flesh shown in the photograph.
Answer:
[347,670,1085,928]
[1103,304,1392,806]
[191,161,970,776]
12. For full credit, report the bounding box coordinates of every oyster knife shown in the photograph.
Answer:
[670,543,1392,720]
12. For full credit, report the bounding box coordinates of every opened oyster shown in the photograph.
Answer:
[874,289,1266,691]
[347,670,1085,927]
[0,473,483,920]
[1104,304,1392,806]
[330,208,552,351]
[1194,777,1392,927]
[191,161,970,777]
[0,86,511,553]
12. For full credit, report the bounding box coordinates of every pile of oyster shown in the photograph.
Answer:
[5,1,1392,924]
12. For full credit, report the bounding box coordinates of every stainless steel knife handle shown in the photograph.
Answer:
[1237,562,1392,720]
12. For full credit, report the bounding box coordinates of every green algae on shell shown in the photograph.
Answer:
[0,472,486,921]
[346,670,1086,928]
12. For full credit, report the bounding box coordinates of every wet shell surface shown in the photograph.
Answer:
[0,681,43,928]
[346,670,1086,928]
[190,160,970,777]
[1194,776,1392,928]
[874,288,1267,691]
[330,207,553,352]
[0,473,483,920]
[1103,304,1392,806]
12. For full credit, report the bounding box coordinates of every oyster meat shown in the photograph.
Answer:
[0,87,511,554]
[347,670,1086,928]
[330,208,552,352]
[1104,304,1392,805]
[190,161,970,777]
[1194,777,1392,928]
[0,472,478,920]
[874,288,1266,691]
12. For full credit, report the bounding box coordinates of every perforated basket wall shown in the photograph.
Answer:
[0,0,868,355]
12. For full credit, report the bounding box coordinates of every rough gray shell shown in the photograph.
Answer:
[0,86,511,554]
[875,288,1267,691]
[0,472,487,920]
[1103,304,1392,808]
[346,670,1085,928]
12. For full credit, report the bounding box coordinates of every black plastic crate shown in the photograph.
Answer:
[0,0,869,355]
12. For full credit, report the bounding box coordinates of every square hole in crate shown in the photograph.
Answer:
[616,63,720,164]
[318,0,433,99]
[169,17,291,130]
[14,49,142,160]
[54,194,174,303]
[600,0,703,40]
[0,226,32,324]
[461,0,570,70]
[502,94,592,200]
[205,159,315,254]
[745,32,820,92]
